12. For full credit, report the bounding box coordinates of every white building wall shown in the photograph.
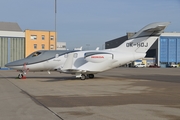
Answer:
[0,30,25,37]
[56,42,66,50]
[161,32,180,37]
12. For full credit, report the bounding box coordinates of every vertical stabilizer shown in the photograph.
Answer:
[114,22,170,53]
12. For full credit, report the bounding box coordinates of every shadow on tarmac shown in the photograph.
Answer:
[107,74,180,83]
[4,76,106,82]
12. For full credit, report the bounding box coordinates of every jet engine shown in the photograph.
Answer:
[84,52,113,63]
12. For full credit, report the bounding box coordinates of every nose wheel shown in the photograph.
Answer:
[18,73,23,79]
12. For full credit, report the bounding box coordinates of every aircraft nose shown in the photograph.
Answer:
[5,61,23,68]
[5,62,16,67]
[5,63,9,67]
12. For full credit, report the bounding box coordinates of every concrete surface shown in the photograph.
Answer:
[0,68,180,120]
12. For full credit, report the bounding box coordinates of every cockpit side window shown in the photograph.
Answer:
[32,52,41,57]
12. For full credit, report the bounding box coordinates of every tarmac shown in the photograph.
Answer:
[0,68,180,120]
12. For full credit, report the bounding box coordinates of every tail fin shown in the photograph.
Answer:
[114,22,170,53]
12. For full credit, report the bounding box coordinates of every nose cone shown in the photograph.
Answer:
[5,62,10,67]
[5,61,20,68]
[5,59,26,68]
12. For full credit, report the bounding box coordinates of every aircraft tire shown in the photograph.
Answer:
[80,74,86,80]
[18,74,23,79]
[89,74,94,79]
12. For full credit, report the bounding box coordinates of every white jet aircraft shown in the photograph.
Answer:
[5,22,170,80]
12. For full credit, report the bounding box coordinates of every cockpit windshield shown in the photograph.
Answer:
[26,51,42,58]
[32,52,41,57]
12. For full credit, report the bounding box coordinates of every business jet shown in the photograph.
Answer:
[5,22,170,80]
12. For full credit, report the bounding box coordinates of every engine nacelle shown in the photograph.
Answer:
[85,53,113,63]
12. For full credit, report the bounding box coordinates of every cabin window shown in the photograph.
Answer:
[74,53,78,58]
[32,52,41,57]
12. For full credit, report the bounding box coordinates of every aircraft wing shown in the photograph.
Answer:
[60,68,97,74]
[62,52,74,69]
[62,69,82,72]
[61,53,90,73]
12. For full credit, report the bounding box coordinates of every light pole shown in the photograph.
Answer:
[55,0,57,50]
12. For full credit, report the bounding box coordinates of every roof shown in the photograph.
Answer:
[0,22,22,31]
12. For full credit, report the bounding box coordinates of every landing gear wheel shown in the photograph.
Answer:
[80,74,86,80]
[18,73,23,79]
[89,74,94,79]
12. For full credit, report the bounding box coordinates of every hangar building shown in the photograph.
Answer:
[159,33,180,67]
[0,22,25,69]
[105,32,180,67]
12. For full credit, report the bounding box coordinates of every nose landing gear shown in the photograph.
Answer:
[17,63,28,79]
[18,73,24,79]
[17,72,27,79]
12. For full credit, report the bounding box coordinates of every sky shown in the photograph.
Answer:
[0,0,180,50]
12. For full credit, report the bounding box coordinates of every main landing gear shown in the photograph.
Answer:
[80,74,94,80]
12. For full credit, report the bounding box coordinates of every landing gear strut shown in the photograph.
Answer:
[17,63,28,79]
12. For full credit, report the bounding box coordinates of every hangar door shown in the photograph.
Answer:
[10,38,25,62]
[0,37,8,68]
[0,37,25,68]
[160,37,180,63]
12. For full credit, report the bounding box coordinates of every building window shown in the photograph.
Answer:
[50,45,54,49]
[34,44,37,49]
[42,35,45,40]
[31,35,37,40]
[50,36,54,40]
[42,44,45,49]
